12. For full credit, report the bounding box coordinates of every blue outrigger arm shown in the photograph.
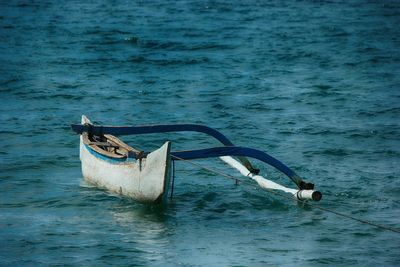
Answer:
[71,124,314,190]
[71,123,259,173]
[170,147,307,189]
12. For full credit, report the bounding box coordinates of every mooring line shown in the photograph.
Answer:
[170,159,176,199]
[171,155,400,234]
[171,155,241,184]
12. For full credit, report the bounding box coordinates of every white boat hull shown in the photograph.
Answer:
[80,139,171,203]
[79,117,171,203]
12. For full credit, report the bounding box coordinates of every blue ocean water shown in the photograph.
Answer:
[1,0,399,265]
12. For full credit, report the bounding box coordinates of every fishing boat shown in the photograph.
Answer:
[71,115,322,204]
[77,116,171,203]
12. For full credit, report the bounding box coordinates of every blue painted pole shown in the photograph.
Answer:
[170,147,304,188]
[71,123,258,173]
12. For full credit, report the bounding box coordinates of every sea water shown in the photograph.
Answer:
[1,1,399,265]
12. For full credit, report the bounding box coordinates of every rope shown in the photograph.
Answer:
[171,155,400,234]
[171,155,241,184]
[170,159,176,199]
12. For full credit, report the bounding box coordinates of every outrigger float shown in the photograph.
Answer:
[71,115,322,204]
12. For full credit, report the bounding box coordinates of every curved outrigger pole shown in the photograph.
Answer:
[170,146,314,190]
[71,124,259,173]
[71,123,315,190]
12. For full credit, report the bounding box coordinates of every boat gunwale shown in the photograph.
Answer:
[82,131,128,160]
[81,121,144,162]
[82,142,131,164]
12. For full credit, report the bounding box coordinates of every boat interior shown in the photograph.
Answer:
[82,132,144,159]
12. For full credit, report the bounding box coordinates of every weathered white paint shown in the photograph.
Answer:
[79,116,171,203]
[220,156,319,201]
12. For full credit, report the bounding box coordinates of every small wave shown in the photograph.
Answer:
[0,77,19,85]
[352,231,374,237]
[56,84,82,89]
[316,237,338,243]
[344,61,359,67]
[126,38,184,50]
[123,36,236,51]
[307,257,358,265]
[308,148,354,157]
[376,150,400,157]
[244,103,268,111]
[301,88,340,98]
[126,56,209,66]
[53,94,84,100]
[186,43,237,51]
[17,2,36,7]
[313,84,332,90]
[85,28,131,36]
[0,130,19,135]
[127,56,146,63]
[359,107,400,116]
[124,36,139,44]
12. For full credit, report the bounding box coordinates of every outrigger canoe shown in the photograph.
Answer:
[71,115,322,204]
